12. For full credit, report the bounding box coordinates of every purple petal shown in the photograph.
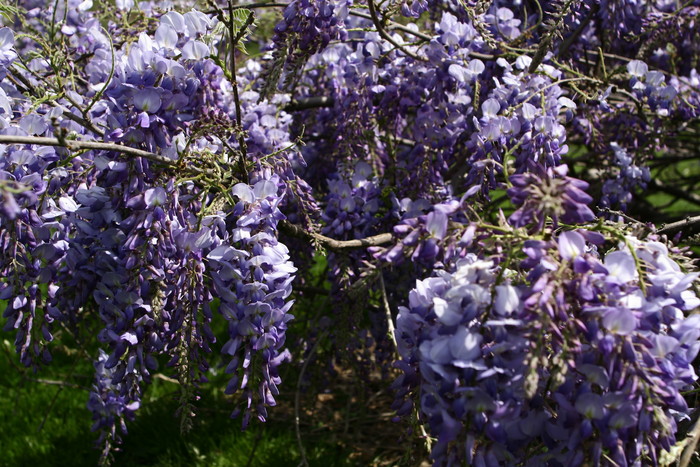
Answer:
[144,187,167,207]
[558,230,586,260]
[133,88,162,113]
[602,307,636,335]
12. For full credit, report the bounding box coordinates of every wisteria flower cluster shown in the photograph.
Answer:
[394,227,700,465]
[1,0,700,465]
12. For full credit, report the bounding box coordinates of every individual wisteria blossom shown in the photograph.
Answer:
[0,27,17,80]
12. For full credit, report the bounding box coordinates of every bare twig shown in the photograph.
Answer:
[245,427,264,467]
[37,355,84,432]
[27,378,87,390]
[649,178,700,206]
[557,2,598,59]
[153,373,180,384]
[7,69,106,137]
[227,0,251,182]
[528,0,577,73]
[206,1,286,13]
[284,96,335,112]
[378,272,432,455]
[378,271,398,353]
[230,1,286,9]
[279,220,393,250]
[366,0,424,61]
[680,415,700,467]
[349,10,432,42]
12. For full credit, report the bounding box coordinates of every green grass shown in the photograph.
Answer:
[0,334,369,467]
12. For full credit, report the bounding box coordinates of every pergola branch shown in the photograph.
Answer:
[280,220,393,250]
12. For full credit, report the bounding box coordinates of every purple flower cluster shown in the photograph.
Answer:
[508,163,595,231]
[464,55,575,192]
[626,60,678,117]
[0,102,63,367]
[393,227,700,465]
[0,2,302,454]
[96,11,215,150]
[87,350,141,463]
[209,177,296,427]
[601,142,651,212]
[373,198,468,268]
[292,11,490,201]
[322,161,381,239]
[263,0,351,94]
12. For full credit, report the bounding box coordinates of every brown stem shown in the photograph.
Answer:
[0,135,211,175]
[284,96,335,112]
[279,220,393,250]
[366,0,424,61]
[228,0,250,182]
[656,215,700,237]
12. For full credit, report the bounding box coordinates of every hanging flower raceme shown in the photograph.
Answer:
[208,176,296,427]
[507,163,595,232]
[322,161,381,239]
[393,226,700,466]
[261,0,352,95]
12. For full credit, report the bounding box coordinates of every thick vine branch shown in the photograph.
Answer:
[656,215,700,236]
[279,220,393,250]
[0,135,211,175]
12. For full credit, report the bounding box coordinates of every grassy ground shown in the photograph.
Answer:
[0,334,420,467]
[0,246,429,467]
[0,291,426,467]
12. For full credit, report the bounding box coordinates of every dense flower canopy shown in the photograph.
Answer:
[1,0,700,465]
